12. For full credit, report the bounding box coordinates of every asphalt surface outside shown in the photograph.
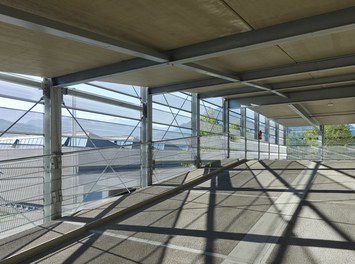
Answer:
[4,160,355,264]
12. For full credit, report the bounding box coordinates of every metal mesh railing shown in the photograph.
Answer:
[152,136,195,183]
[287,144,355,160]
[61,146,141,216]
[200,134,228,161]
[0,155,46,237]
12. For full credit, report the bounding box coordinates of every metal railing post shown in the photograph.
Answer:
[255,112,260,160]
[192,94,201,167]
[43,78,62,222]
[141,87,153,187]
[266,118,270,159]
[223,98,230,158]
[241,107,247,159]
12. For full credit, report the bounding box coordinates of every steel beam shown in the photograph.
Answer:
[288,104,320,132]
[229,85,355,107]
[0,4,168,63]
[241,54,355,81]
[150,78,229,95]
[170,7,355,63]
[155,54,355,97]
[43,6,355,87]
[52,58,161,87]
[168,63,287,98]
[200,72,355,98]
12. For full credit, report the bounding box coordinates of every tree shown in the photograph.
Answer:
[303,125,352,146]
[286,130,306,145]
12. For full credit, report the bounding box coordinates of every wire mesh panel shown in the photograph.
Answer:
[230,136,245,159]
[61,146,141,215]
[323,145,355,160]
[200,99,223,135]
[259,142,269,159]
[151,92,194,183]
[200,134,228,161]
[152,92,192,141]
[0,156,45,237]
[152,137,195,183]
[270,144,279,160]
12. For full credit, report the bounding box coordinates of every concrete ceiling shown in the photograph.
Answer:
[0,0,355,126]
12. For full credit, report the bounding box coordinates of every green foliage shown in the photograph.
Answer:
[286,130,306,146]
[304,125,352,146]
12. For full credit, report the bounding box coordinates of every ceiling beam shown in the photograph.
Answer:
[241,54,355,81]
[52,58,161,87]
[229,85,355,107]
[3,4,355,87]
[149,78,229,95]
[170,7,355,63]
[288,104,320,131]
[0,4,169,63]
[150,54,355,95]
[175,63,287,98]
[200,72,355,98]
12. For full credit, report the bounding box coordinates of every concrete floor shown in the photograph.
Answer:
[3,160,355,264]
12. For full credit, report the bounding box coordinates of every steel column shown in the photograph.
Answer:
[240,107,247,159]
[223,99,230,158]
[141,87,153,186]
[255,112,260,160]
[43,78,62,221]
[266,118,270,160]
[276,123,280,160]
[320,125,325,161]
[192,94,201,167]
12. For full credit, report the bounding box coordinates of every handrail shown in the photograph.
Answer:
[62,144,138,156]
[0,153,53,164]
[152,136,196,144]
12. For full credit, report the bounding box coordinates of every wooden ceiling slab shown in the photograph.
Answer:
[303,98,355,115]
[0,0,251,50]
[197,46,295,73]
[316,115,355,125]
[258,73,313,84]
[224,0,355,29]
[279,29,355,63]
[0,23,131,77]
[99,66,207,87]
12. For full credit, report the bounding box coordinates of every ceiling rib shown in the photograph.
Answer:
[288,104,320,131]
[1,6,349,87]
[0,4,169,63]
[229,85,355,107]
[149,78,229,95]
[175,63,287,98]
[200,73,355,98]
[150,54,355,95]
[1,5,355,91]
[241,54,355,81]
[52,58,161,87]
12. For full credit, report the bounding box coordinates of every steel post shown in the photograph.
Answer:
[43,78,62,221]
